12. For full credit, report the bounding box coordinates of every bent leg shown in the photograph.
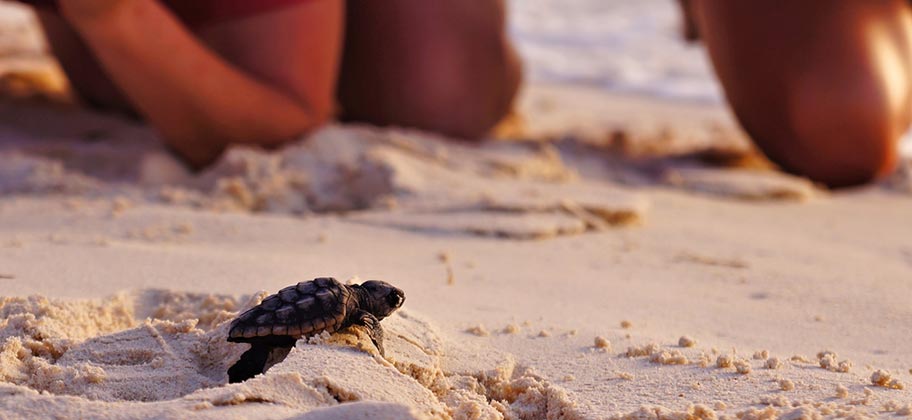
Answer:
[36,11,135,113]
[694,0,912,187]
[337,0,522,140]
[37,3,343,167]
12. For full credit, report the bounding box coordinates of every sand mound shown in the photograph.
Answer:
[0,290,589,420]
[0,101,653,240]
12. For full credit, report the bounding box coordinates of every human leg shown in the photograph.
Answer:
[693,0,912,187]
[337,0,522,140]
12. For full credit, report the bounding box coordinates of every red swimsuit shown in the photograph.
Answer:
[18,0,311,26]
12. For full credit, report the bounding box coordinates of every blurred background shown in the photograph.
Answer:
[509,0,719,103]
[0,0,720,106]
[1,0,910,156]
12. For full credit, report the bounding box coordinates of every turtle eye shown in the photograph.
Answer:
[386,291,404,308]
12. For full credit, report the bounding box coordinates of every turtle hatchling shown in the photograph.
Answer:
[226,277,405,383]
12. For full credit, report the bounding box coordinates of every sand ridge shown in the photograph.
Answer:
[0,100,655,240]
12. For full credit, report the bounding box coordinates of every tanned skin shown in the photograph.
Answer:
[683,0,912,187]
[36,0,521,168]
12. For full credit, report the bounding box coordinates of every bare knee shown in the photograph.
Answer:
[397,42,522,140]
[339,39,521,141]
[775,124,897,189]
[692,0,912,188]
[337,0,522,140]
[755,88,900,188]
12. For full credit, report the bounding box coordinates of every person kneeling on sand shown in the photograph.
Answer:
[12,0,912,189]
[13,0,522,168]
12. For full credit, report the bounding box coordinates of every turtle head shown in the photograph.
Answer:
[356,280,405,320]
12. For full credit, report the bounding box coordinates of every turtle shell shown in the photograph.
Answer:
[228,277,353,343]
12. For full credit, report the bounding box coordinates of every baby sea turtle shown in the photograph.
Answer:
[226,277,405,383]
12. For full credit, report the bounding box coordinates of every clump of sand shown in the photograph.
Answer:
[649,350,688,366]
[715,354,733,368]
[465,325,490,337]
[871,370,905,390]
[593,336,611,352]
[502,324,521,335]
[443,357,585,420]
[733,359,751,374]
[835,384,849,399]
[778,379,795,391]
[678,335,696,348]
[625,343,659,358]
[816,350,852,373]
[765,357,782,370]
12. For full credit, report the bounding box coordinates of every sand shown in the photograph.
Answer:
[2,84,911,419]
[2,2,912,419]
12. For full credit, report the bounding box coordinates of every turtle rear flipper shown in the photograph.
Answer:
[228,343,293,383]
[228,343,270,383]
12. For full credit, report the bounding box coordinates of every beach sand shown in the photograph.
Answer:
[2,81,911,418]
[2,2,912,419]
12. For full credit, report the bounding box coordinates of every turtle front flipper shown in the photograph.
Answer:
[354,310,385,357]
